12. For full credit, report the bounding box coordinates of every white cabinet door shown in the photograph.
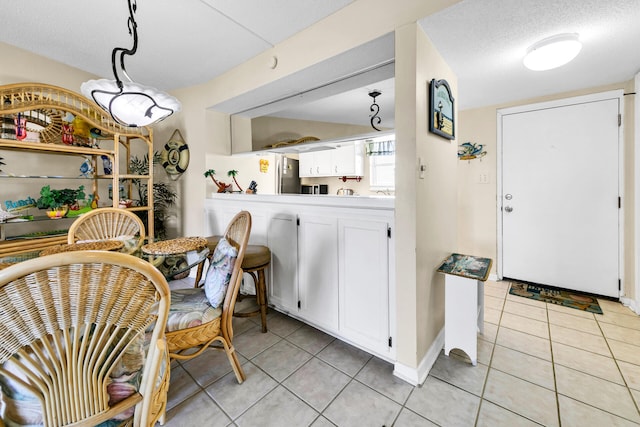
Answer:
[267,213,298,313]
[299,151,333,177]
[314,150,332,176]
[338,218,390,356]
[299,152,314,177]
[333,143,364,176]
[297,214,339,331]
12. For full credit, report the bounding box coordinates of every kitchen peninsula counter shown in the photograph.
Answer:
[207,192,394,210]
[204,192,396,361]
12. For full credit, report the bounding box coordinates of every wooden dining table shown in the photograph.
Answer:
[0,237,210,281]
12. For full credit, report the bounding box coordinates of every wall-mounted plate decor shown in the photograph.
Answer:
[161,129,189,177]
[429,79,455,140]
[458,142,486,161]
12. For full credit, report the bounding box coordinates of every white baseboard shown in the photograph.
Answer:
[620,296,639,315]
[393,327,444,386]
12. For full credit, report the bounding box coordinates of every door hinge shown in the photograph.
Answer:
[296,217,300,226]
[387,227,392,238]
[619,197,621,209]
[619,279,621,291]
[297,300,301,309]
[388,337,393,347]
[618,114,622,127]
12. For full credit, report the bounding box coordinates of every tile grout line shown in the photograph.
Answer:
[546,300,562,427]
[474,283,508,427]
[594,309,640,421]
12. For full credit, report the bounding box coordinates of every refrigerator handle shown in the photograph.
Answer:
[275,154,282,194]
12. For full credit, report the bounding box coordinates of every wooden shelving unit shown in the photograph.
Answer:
[0,83,154,256]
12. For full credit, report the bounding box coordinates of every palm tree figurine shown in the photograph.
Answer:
[204,169,231,193]
[227,170,243,192]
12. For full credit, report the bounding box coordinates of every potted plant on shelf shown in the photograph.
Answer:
[130,152,178,240]
[37,185,86,218]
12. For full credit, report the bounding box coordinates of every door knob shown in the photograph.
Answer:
[504,206,513,213]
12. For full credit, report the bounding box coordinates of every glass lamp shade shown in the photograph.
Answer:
[523,33,582,71]
[81,79,181,127]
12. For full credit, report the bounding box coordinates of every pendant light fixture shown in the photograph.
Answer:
[81,0,181,127]
[523,33,582,71]
[369,90,382,131]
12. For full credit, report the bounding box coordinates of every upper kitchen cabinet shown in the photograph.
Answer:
[299,141,364,178]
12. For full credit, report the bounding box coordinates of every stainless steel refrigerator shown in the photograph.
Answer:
[277,156,300,194]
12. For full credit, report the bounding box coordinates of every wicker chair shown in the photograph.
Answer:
[67,207,146,254]
[165,211,251,384]
[0,251,171,427]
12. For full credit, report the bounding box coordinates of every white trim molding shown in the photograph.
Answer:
[635,72,640,314]
[393,327,444,386]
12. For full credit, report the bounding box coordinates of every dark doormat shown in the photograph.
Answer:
[509,282,603,314]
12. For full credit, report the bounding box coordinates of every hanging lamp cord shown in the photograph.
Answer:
[111,0,138,90]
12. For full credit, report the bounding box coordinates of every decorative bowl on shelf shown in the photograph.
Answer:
[46,206,68,219]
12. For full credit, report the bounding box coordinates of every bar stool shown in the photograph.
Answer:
[195,236,271,333]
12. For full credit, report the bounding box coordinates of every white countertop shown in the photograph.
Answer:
[208,192,394,210]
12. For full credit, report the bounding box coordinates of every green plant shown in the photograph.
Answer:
[130,152,177,240]
[36,185,85,209]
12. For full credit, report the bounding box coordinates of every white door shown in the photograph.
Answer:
[267,213,298,312]
[500,94,620,297]
[338,218,390,356]
[297,214,338,330]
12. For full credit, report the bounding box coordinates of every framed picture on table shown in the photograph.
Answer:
[429,79,455,140]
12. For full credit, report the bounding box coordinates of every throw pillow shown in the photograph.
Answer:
[203,237,238,308]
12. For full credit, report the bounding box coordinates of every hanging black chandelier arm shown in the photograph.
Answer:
[370,102,382,131]
[369,90,382,131]
[110,0,139,89]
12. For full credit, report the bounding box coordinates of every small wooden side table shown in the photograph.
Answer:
[437,253,492,366]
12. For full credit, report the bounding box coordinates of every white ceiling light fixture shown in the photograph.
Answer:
[523,33,582,71]
[81,0,181,127]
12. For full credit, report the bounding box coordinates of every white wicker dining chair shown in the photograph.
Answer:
[165,210,251,384]
[67,207,146,254]
[0,251,170,426]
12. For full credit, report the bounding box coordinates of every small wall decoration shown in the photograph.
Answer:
[458,142,487,161]
[160,129,189,179]
[429,79,455,140]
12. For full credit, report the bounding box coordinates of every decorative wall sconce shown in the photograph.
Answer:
[369,90,382,131]
[81,0,181,127]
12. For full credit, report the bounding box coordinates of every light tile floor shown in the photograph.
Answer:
[161,278,640,426]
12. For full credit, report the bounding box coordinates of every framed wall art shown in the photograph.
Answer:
[429,79,455,140]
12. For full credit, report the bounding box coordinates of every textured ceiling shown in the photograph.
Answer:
[419,0,640,110]
[1,0,639,128]
[0,0,354,91]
